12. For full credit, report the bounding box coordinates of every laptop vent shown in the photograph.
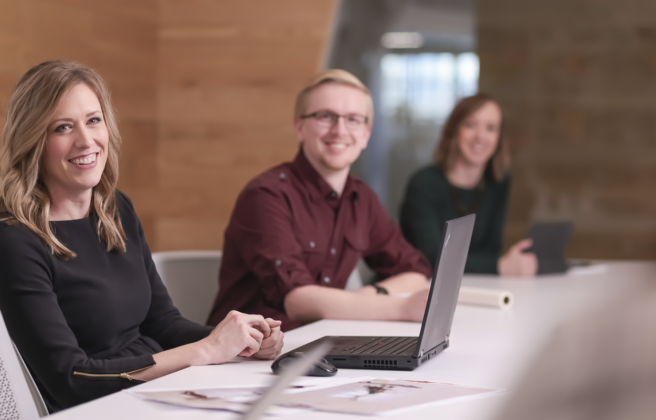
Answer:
[363,359,398,369]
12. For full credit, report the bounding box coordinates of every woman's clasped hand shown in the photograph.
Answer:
[200,312,284,362]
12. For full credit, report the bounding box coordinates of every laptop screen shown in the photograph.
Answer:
[414,214,475,359]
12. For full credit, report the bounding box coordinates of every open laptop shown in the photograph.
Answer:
[288,214,476,371]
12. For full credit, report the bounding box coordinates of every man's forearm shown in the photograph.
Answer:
[284,285,410,322]
[374,271,429,294]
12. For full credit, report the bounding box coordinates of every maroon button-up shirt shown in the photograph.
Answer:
[207,151,432,331]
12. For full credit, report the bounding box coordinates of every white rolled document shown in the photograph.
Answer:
[458,287,514,310]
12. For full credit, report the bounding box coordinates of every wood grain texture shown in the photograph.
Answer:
[0,0,338,251]
[0,0,159,244]
[478,0,656,259]
[155,0,338,251]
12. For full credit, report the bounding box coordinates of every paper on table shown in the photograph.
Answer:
[277,379,498,416]
[458,287,513,309]
[567,263,608,276]
[128,377,372,413]
[130,386,265,414]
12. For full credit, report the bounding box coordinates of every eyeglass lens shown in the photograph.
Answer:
[313,111,366,130]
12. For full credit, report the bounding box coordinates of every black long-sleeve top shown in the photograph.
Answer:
[400,165,511,274]
[0,191,213,412]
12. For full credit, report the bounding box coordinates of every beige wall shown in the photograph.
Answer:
[0,0,338,251]
[478,0,656,259]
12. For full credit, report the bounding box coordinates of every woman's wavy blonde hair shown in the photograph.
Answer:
[0,60,126,259]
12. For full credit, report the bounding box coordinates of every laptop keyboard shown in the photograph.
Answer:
[351,337,417,356]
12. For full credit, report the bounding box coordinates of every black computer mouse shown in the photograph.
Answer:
[271,352,338,377]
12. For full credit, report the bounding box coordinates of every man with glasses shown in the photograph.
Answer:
[207,70,433,331]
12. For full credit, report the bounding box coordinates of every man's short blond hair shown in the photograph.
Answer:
[294,69,374,128]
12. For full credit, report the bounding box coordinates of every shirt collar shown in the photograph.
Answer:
[291,150,358,202]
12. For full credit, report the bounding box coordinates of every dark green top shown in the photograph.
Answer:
[400,165,511,274]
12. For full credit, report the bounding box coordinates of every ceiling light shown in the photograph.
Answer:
[380,32,424,49]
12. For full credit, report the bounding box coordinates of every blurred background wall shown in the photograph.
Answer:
[329,0,656,261]
[0,0,337,250]
[1,0,655,259]
[328,0,477,220]
[479,0,656,259]
[0,0,159,241]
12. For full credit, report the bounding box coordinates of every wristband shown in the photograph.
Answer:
[373,285,389,295]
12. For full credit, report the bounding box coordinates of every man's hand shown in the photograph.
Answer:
[251,318,284,360]
[498,239,538,277]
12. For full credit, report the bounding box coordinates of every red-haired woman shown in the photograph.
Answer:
[400,94,536,276]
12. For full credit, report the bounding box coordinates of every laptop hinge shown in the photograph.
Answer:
[413,336,449,359]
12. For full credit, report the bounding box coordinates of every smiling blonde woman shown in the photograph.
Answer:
[0,60,283,413]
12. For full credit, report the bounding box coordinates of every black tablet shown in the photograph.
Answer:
[524,222,574,275]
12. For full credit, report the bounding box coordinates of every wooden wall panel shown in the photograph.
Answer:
[0,0,159,243]
[155,0,338,250]
[0,0,338,252]
[478,0,656,259]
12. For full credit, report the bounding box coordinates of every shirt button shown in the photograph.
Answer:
[309,241,315,248]
[275,259,282,266]
[279,172,286,180]
[330,191,338,198]
[330,248,336,255]
[324,277,331,283]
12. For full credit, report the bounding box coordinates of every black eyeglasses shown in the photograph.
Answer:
[300,110,368,131]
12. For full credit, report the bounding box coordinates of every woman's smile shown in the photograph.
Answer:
[68,152,99,168]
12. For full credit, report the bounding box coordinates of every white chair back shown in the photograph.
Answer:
[0,310,45,419]
[344,259,376,291]
[13,347,47,417]
[152,251,222,325]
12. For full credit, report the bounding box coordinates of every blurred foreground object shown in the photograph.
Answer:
[495,282,656,420]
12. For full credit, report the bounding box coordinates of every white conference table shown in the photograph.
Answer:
[50,261,656,420]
